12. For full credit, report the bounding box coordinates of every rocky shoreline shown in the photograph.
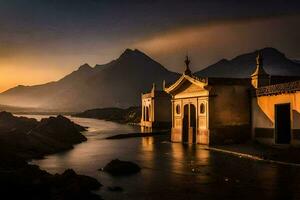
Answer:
[105,131,169,140]
[73,106,141,124]
[0,111,102,200]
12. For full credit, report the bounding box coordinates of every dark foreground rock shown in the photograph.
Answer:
[0,111,102,199]
[0,164,102,200]
[31,115,87,145]
[0,112,87,159]
[0,111,38,132]
[107,186,123,192]
[101,159,141,175]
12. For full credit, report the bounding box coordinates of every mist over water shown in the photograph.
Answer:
[20,115,300,200]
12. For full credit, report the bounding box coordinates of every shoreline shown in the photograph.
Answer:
[105,130,170,139]
[0,112,102,199]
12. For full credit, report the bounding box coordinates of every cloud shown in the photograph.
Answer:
[134,14,300,72]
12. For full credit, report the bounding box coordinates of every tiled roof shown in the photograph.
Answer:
[256,80,300,96]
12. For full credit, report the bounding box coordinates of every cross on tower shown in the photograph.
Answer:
[184,55,192,75]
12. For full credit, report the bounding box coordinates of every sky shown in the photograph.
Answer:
[0,0,299,92]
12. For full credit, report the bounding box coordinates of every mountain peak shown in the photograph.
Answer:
[122,48,132,54]
[196,47,300,78]
[217,58,229,64]
[119,48,149,60]
[256,47,285,58]
[78,63,92,71]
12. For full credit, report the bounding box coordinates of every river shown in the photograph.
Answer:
[18,115,300,200]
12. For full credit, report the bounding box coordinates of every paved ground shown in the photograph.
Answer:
[211,142,300,165]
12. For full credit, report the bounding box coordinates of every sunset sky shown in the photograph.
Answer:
[0,0,299,92]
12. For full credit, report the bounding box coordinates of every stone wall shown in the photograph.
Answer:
[209,85,251,127]
[208,85,251,144]
[154,94,171,123]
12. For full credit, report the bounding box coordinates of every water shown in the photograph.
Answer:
[19,115,300,200]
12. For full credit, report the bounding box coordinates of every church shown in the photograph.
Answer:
[142,53,300,146]
[140,83,172,129]
[164,56,251,145]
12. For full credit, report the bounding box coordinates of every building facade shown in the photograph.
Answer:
[164,56,251,145]
[141,83,172,129]
[251,55,300,146]
[142,54,300,147]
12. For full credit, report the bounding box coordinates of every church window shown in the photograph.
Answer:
[200,103,205,114]
[176,105,181,114]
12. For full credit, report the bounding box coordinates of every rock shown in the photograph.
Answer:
[59,169,102,190]
[0,165,103,200]
[107,186,123,192]
[102,159,141,175]
[0,111,38,132]
[0,113,87,159]
[0,150,27,170]
[0,112,101,199]
[31,115,87,144]
[51,169,103,199]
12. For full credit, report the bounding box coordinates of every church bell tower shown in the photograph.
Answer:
[184,55,192,76]
[251,52,270,88]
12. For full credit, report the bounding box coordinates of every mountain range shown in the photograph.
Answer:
[0,49,179,111]
[195,48,300,78]
[0,47,299,111]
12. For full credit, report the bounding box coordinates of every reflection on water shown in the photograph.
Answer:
[19,115,300,200]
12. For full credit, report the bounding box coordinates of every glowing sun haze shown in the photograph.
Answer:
[0,0,299,92]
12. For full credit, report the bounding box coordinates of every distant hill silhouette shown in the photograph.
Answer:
[195,47,300,78]
[0,49,179,111]
[0,47,299,111]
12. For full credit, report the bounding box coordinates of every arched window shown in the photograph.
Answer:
[200,103,205,114]
[176,105,181,114]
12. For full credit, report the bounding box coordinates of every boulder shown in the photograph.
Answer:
[0,165,103,200]
[0,111,38,132]
[59,169,102,190]
[31,115,87,144]
[102,159,141,175]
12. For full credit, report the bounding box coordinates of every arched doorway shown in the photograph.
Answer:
[182,104,197,144]
[143,106,146,121]
[182,105,189,143]
[145,107,149,121]
[190,104,197,144]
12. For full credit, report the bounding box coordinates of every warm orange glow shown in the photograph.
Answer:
[256,92,300,123]
[0,15,298,92]
[0,50,121,92]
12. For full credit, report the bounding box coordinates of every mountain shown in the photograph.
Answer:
[195,47,300,78]
[1,47,299,111]
[0,49,179,111]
